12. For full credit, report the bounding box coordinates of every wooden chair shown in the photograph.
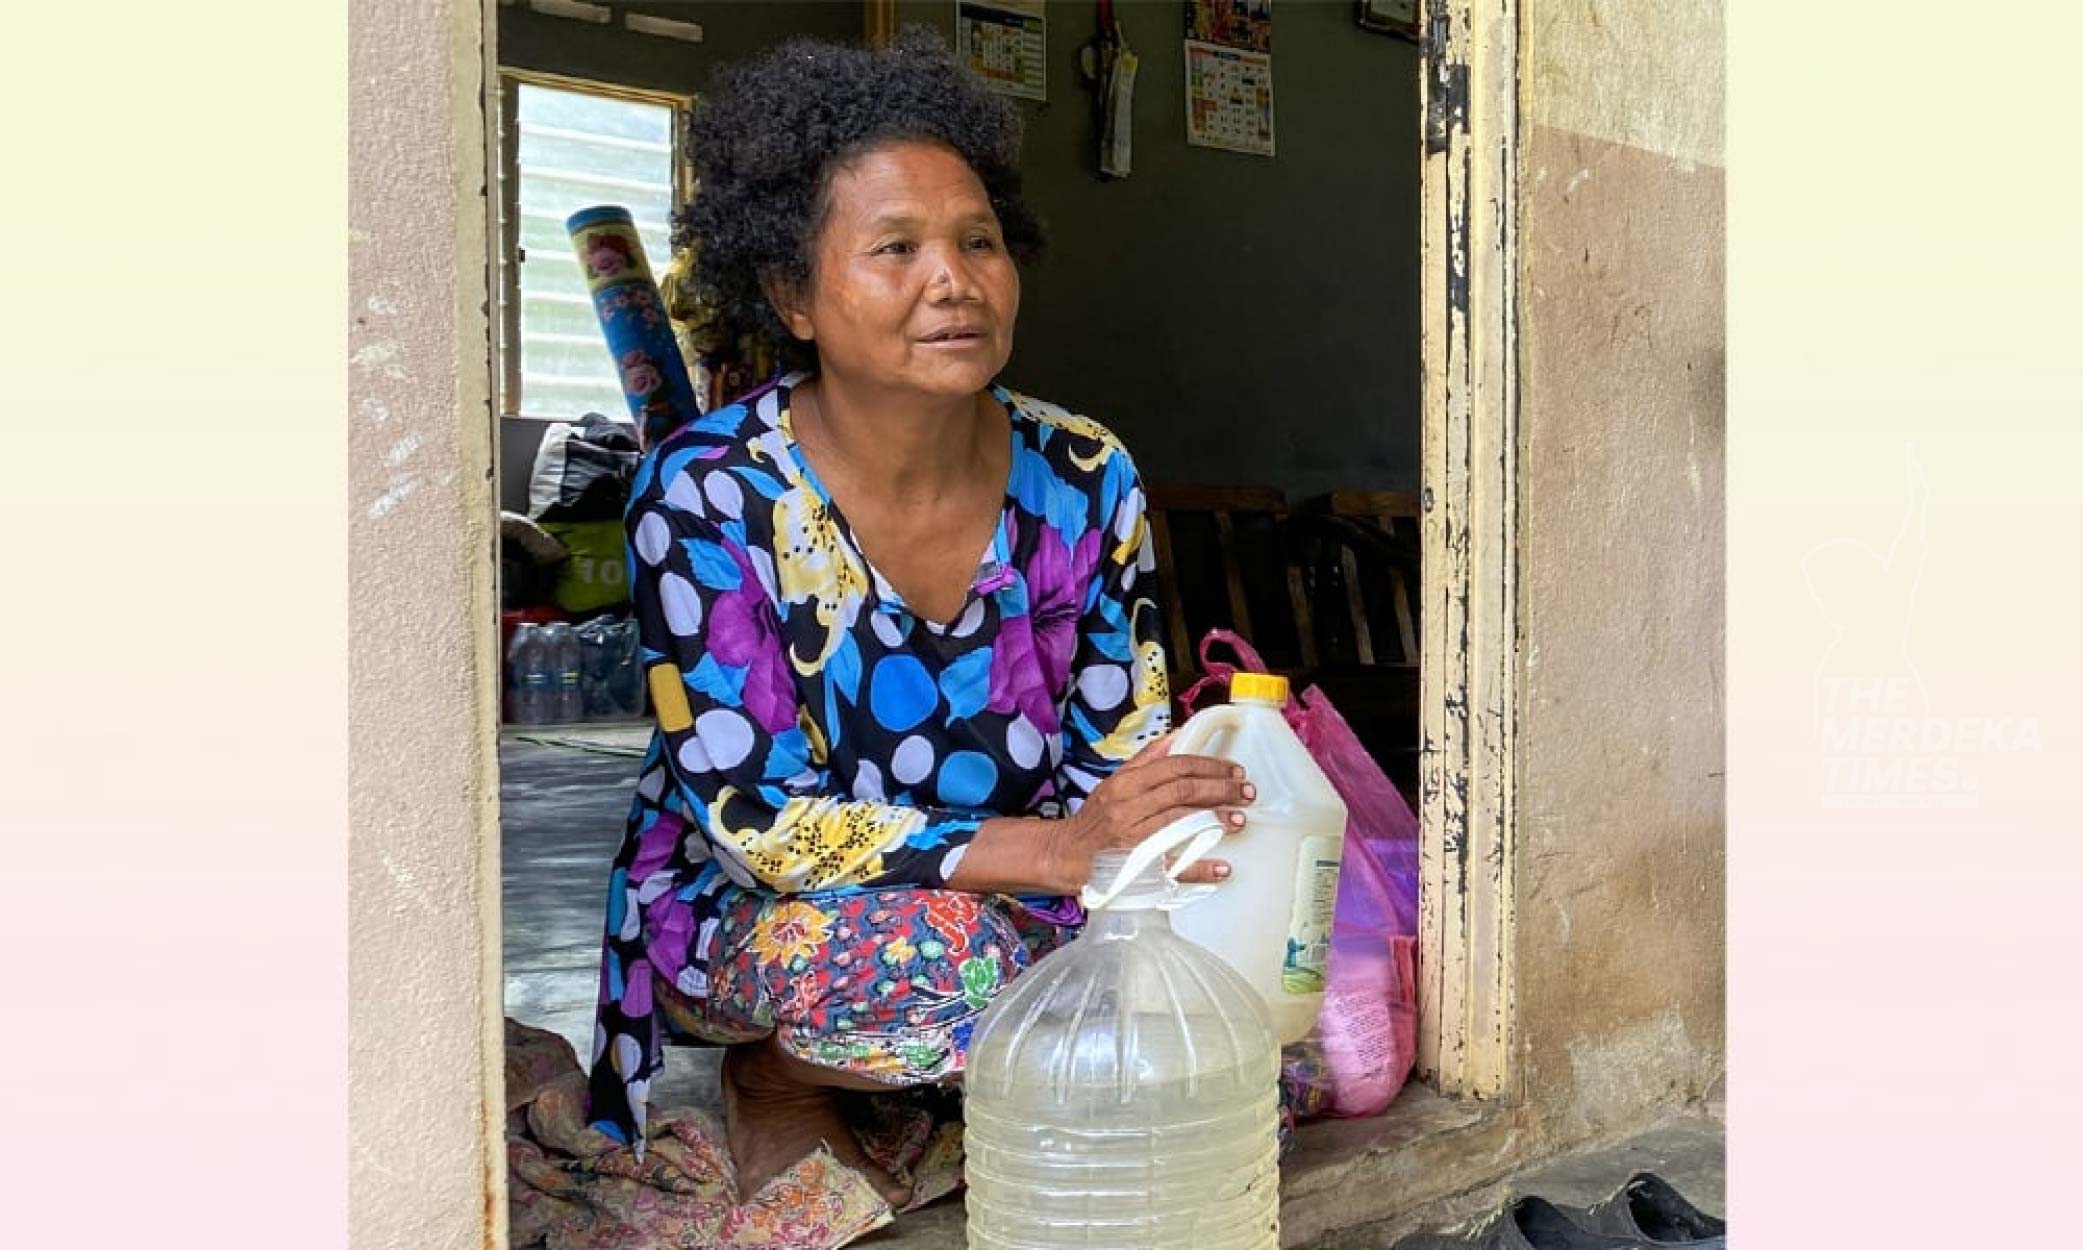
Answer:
[1144,484,1423,802]
[1143,485,1315,693]
[1294,490,1422,666]
[1291,491,1422,799]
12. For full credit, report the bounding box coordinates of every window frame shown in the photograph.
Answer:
[494,68,695,421]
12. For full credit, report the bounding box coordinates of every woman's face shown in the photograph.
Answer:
[780,140,1020,399]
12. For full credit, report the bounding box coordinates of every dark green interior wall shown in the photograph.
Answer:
[498,0,862,96]
[895,0,1421,498]
[497,1,1420,508]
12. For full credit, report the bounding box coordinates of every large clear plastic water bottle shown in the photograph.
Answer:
[964,818,1282,1250]
[507,624,549,725]
[542,622,584,723]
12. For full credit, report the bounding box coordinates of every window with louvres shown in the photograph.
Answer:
[499,76,687,422]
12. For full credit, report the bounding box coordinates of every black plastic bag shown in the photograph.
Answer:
[527,412,641,524]
[575,613,645,720]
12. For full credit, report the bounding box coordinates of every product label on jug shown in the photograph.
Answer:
[1282,835,1341,993]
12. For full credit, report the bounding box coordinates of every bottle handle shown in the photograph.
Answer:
[1079,811,1228,911]
[1166,702,1243,760]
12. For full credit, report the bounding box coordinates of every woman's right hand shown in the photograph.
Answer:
[1042,736,1254,894]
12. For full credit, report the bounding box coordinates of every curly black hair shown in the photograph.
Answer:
[673,27,1046,372]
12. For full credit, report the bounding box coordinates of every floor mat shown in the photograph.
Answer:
[509,723,653,758]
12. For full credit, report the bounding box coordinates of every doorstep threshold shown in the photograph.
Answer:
[858,1085,1500,1249]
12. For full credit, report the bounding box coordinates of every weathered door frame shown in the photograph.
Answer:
[1416,0,1521,1101]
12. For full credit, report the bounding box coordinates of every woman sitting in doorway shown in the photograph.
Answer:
[586,31,1255,1204]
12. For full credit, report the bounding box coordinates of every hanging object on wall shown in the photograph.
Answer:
[956,0,1048,102]
[1354,0,1419,40]
[1079,0,1139,178]
[623,12,705,43]
[565,205,703,449]
[1185,39,1275,157]
[1187,0,1273,53]
[526,0,610,24]
[1184,0,1274,157]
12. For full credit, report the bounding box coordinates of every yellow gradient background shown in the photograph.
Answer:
[0,1,347,1244]
[1731,1,2083,1244]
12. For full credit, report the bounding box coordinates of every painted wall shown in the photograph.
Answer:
[497,1,1421,510]
[896,0,1421,500]
[1513,0,1728,1145]
[499,0,862,96]
[350,1,505,1247]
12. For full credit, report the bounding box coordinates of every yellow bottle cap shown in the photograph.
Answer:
[1230,672,1290,703]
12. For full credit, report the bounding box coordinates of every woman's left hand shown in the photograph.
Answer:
[1034,734,1253,893]
[946,739,1254,897]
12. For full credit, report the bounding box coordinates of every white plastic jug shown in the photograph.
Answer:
[964,831,1282,1250]
[1164,672,1348,1045]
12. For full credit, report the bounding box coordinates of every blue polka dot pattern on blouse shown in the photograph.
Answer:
[937,750,1001,807]
[869,653,938,733]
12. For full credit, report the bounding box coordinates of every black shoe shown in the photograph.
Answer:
[1576,1174,1725,1247]
[1396,1195,1656,1249]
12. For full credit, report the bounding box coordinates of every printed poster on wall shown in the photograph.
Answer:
[957,0,1047,102]
[1185,39,1275,157]
[1187,0,1273,53]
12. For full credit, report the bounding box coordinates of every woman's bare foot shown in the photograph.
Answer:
[720,1040,914,1209]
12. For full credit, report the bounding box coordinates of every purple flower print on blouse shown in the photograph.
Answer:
[987,611,1054,734]
[989,527,1103,735]
[1031,527,1103,688]
[706,575,798,734]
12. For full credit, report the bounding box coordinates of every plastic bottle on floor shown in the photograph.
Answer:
[606,617,645,717]
[542,622,584,723]
[1163,672,1349,1046]
[507,624,549,725]
[964,825,1281,1250]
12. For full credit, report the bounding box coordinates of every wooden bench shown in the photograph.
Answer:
[1145,485,1422,800]
[1298,490,1422,667]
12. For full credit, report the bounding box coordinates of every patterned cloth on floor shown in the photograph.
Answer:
[506,1019,967,1250]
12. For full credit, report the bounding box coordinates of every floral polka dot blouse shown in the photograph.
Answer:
[587,373,1172,1145]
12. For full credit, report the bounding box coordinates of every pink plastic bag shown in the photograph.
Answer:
[1179,631,1420,1119]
